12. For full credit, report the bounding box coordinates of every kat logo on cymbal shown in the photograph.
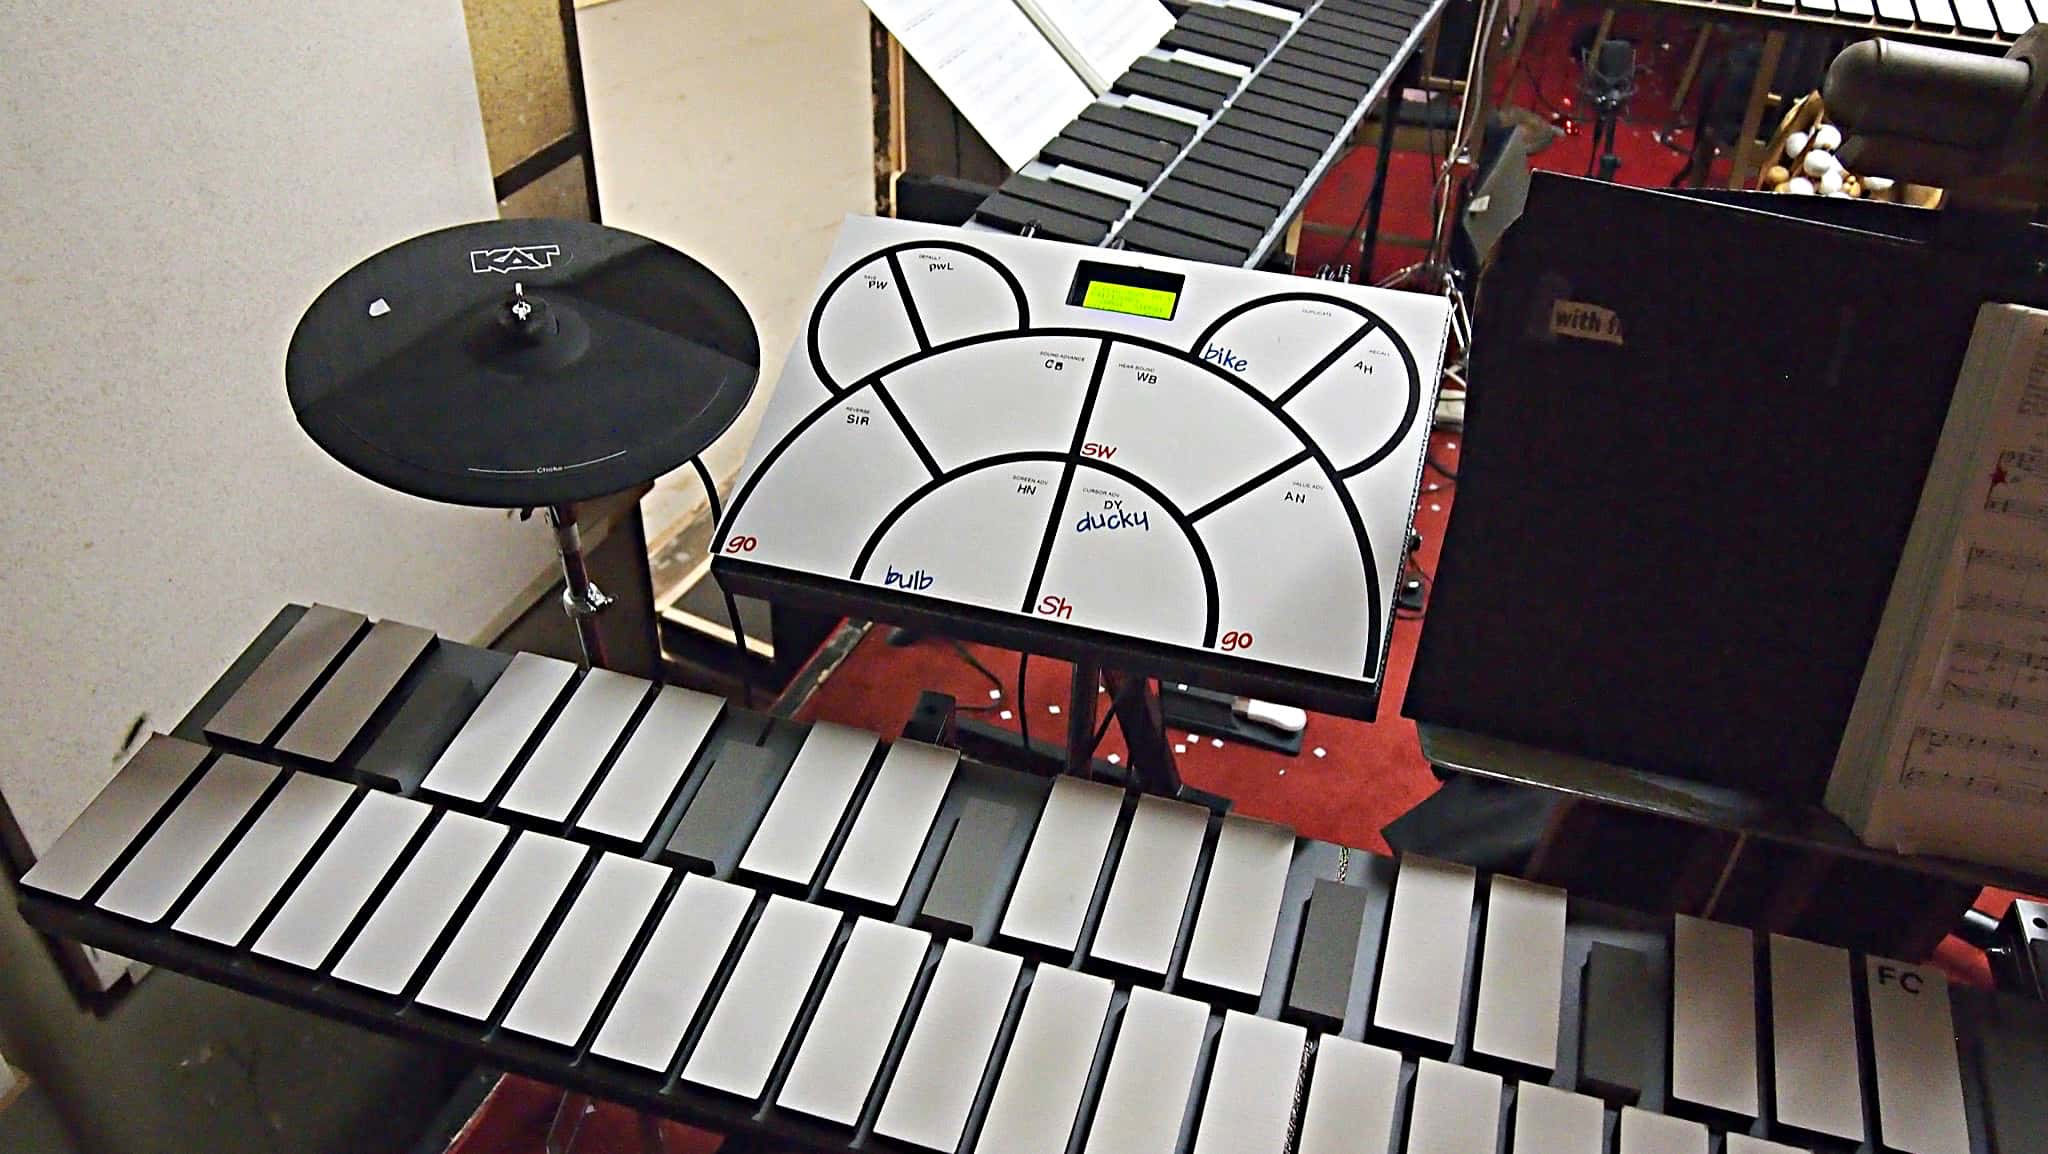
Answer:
[469,244,561,274]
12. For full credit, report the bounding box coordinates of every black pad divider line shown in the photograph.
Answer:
[570,866,688,1060]
[848,936,946,1146]
[312,805,451,976]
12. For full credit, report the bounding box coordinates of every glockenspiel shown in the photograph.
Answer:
[20,604,2048,1154]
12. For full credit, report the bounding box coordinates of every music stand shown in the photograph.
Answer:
[1399,32,2048,954]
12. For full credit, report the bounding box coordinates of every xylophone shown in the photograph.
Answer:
[970,0,1448,268]
[19,604,2048,1154]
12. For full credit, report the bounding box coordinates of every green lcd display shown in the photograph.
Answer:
[1068,259,1185,321]
[1081,281,1178,319]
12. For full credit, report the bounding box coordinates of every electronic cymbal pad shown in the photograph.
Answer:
[287,218,759,508]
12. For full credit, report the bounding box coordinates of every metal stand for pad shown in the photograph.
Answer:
[1064,660,1185,798]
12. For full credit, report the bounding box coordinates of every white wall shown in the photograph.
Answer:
[575,0,876,534]
[0,3,555,853]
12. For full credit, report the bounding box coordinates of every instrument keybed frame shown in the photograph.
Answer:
[1618,0,2038,51]
[971,0,1449,268]
[18,605,2047,1154]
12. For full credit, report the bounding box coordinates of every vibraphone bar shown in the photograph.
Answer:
[19,604,2048,1154]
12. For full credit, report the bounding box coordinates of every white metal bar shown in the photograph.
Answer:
[1081,987,1209,1154]
[1372,855,1476,1045]
[1472,874,1567,1070]
[1190,1011,1304,1154]
[22,736,210,900]
[824,740,958,908]
[977,964,1115,1154]
[740,722,878,885]
[413,832,585,1019]
[681,895,842,1098]
[254,791,431,969]
[501,854,670,1045]
[875,941,1022,1151]
[1180,814,1292,996]
[777,917,931,1124]
[589,874,753,1071]
[174,773,354,946]
[1090,795,1208,974]
[1001,776,1123,953]
[97,755,280,923]
[330,810,507,994]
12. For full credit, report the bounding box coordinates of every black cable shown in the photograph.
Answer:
[1087,696,1116,754]
[1338,158,1383,278]
[1427,452,1460,483]
[1395,563,1435,620]
[1513,37,1567,119]
[946,640,1007,711]
[1425,94,1444,262]
[691,456,756,709]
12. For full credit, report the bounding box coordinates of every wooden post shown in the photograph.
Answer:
[1727,30,1786,190]
[1588,7,1616,66]
[1673,25,1712,113]
[1500,0,1542,101]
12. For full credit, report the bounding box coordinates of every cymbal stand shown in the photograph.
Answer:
[1373,0,1497,386]
[546,504,612,669]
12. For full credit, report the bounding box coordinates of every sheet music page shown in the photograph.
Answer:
[863,0,1093,171]
[1016,0,1176,93]
[1875,309,2048,871]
